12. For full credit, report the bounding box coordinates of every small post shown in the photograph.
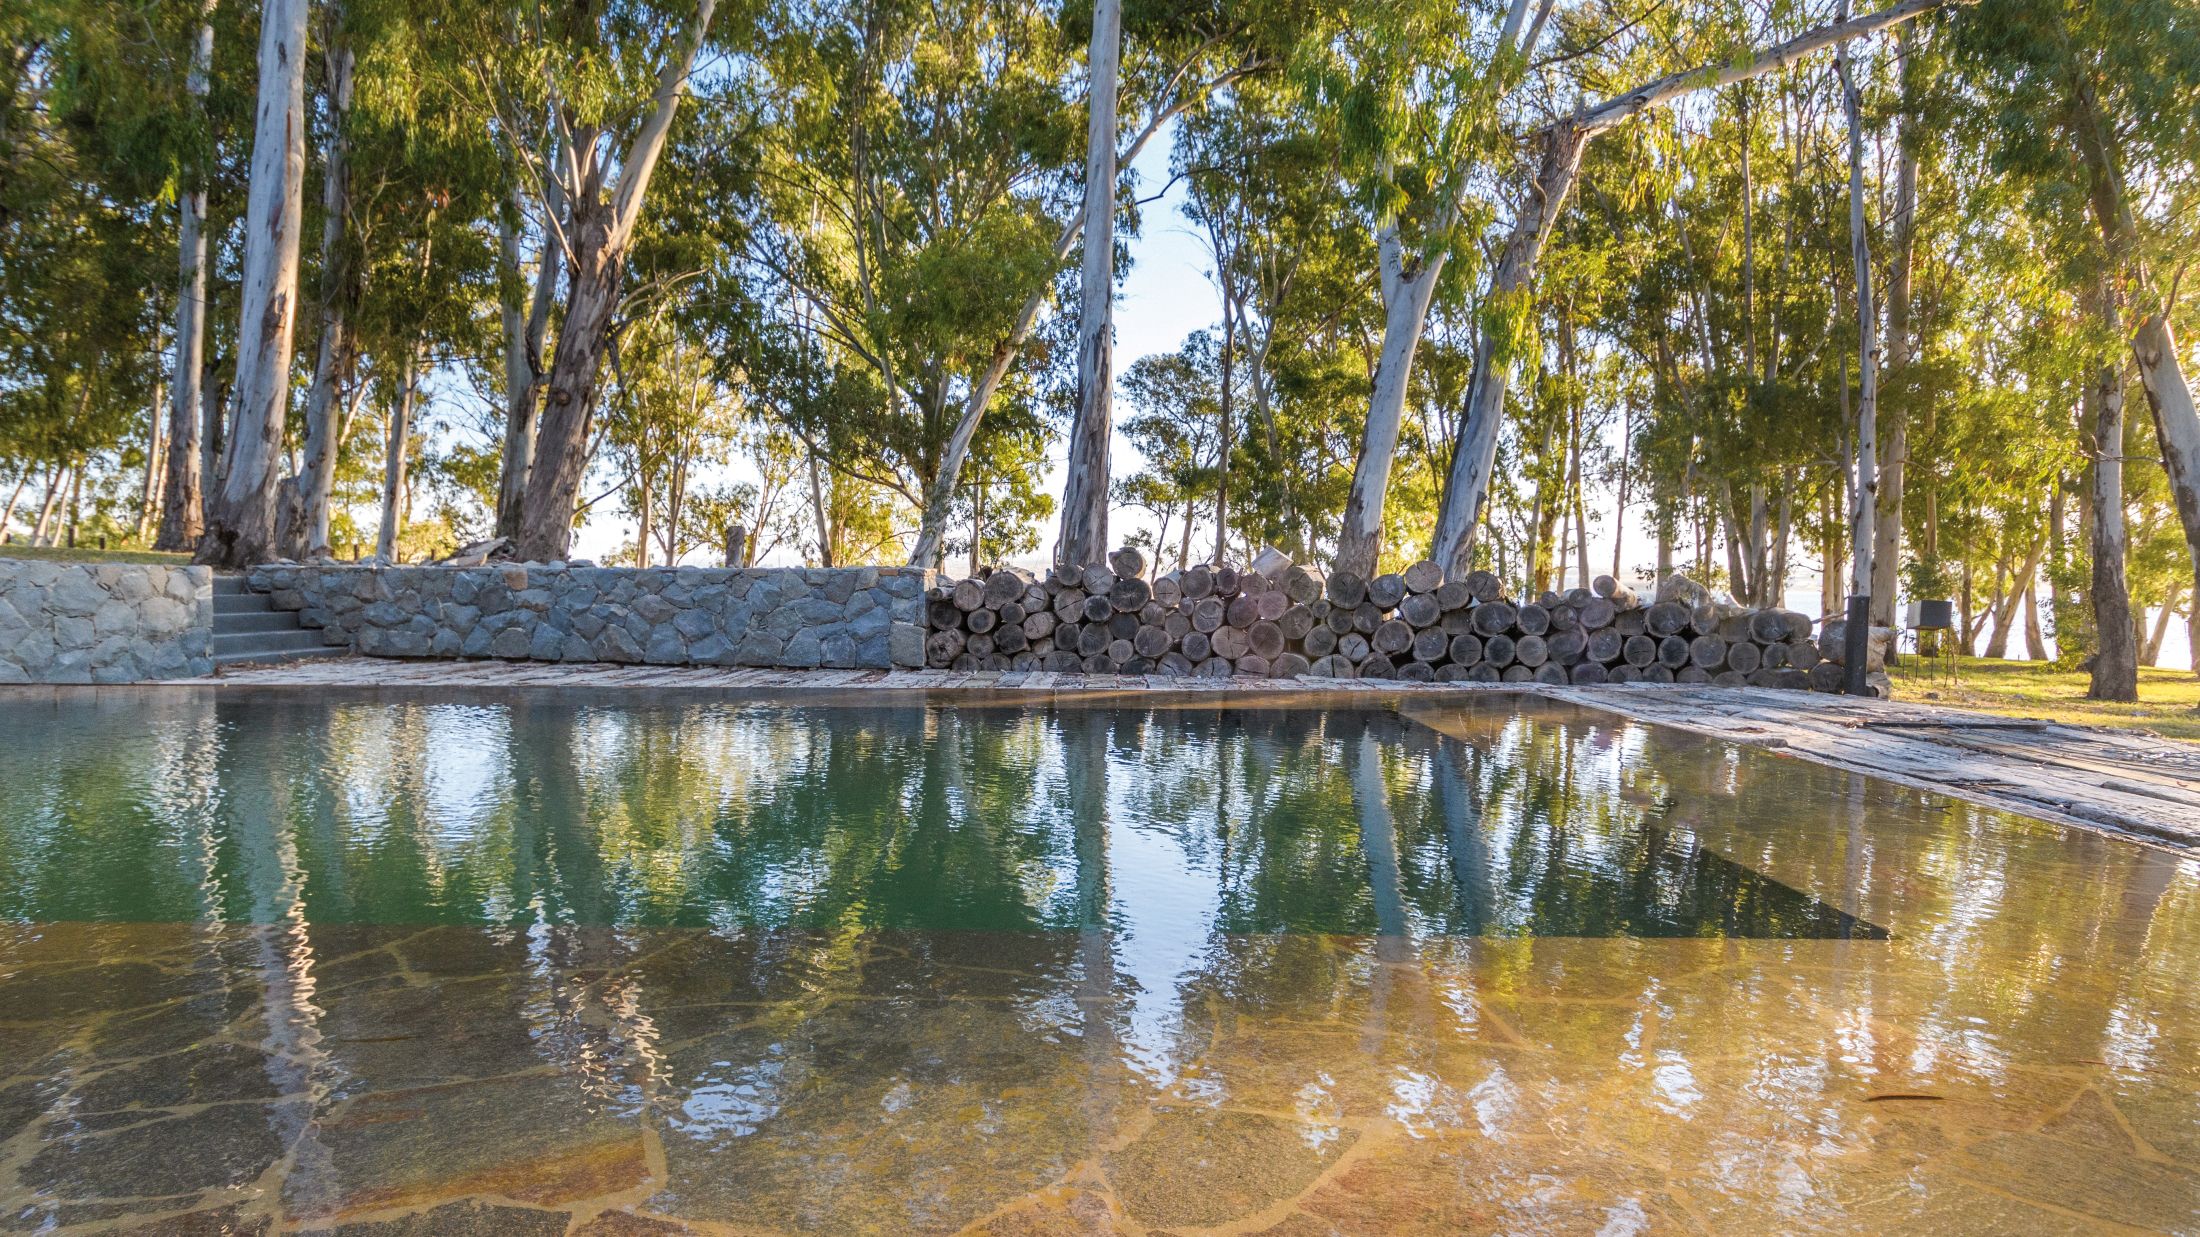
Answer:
[1842,593,1872,696]
[723,523,748,568]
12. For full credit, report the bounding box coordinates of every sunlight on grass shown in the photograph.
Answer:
[1891,656,2200,743]
[0,545,191,566]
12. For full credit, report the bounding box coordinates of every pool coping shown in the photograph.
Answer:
[7,659,2198,852]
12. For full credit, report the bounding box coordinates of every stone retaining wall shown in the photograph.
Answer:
[0,560,215,683]
[246,563,930,670]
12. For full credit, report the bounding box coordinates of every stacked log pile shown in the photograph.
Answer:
[924,546,1325,676]
[925,552,1832,692]
[1301,568,1825,687]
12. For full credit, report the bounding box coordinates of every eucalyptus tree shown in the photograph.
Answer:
[1173,76,1373,560]
[287,0,507,559]
[1868,25,1930,624]
[1054,0,1123,568]
[156,0,221,551]
[733,0,1269,569]
[196,0,309,566]
[0,0,187,546]
[599,320,740,567]
[447,0,730,561]
[952,421,1056,573]
[1952,0,2200,676]
[1428,0,1968,579]
[734,0,1079,568]
[1118,334,1226,566]
[284,0,358,559]
[1297,0,1558,580]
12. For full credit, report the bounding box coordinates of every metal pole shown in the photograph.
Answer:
[1842,594,1872,696]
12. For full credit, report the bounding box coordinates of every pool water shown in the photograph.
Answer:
[0,690,2195,1233]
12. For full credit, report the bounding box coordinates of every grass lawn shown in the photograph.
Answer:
[0,544,191,566]
[1890,655,2200,743]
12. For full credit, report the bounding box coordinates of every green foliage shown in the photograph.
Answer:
[0,0,2192,639]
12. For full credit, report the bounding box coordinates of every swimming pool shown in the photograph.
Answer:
[1,691,2194,1231]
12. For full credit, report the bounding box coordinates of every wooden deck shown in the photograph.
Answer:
[19,656,2199,851]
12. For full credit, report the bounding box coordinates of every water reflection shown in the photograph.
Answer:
[0,690,2194,1233]
[3,694,1877,938]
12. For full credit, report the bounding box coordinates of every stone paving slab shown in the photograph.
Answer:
[8,657,2195,851]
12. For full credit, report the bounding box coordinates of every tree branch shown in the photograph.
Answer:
[1550,0,1970,137]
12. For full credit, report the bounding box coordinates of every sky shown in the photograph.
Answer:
[540,122,2192,672]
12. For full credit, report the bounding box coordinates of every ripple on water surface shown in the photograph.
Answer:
[0,690,2195,1233]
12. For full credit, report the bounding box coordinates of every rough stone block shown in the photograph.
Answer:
[643,628,687,665]
[595,627,643,663]
[889,622,925,669]
[529,625,567,662]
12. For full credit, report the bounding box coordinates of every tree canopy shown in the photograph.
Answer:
[1,0,2193,677]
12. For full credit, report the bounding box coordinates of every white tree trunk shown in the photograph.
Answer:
[1,471,27,536]
[1426,0,1957,579]
[1334,228,1444,581]
[1838,24,1877,605]
[140,373,166,539]
[2132,310,2200,677]
[1054,0,1122,569]
[197,0,308,567]
[155,0,217,553]
[904,57,1229,569]
[290,24,356,560]
[1870,26,1919,625]
[1430,126,1587,575]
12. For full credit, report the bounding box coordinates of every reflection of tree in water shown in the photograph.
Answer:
[0,693,228,922]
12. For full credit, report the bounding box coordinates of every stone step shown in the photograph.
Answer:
[213,643,350,669]
[214,628,330,656]
[217,609,304,635]
[213,591,274,616]
[210,573,251,595]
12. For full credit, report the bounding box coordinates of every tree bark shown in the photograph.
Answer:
[515,0,719,562]
[2140,582,2177,668]
[1054,0,1121,570]
[63,462,82,549]
[1984,579,2015,660]
[154,0,218,553]
[375,346,421,562]
[286,17,356,560]
[2023,579,2047,661]
[1612,403,1631,581]
[0,470,26,537]
[1837,7,1878,693]
[1213,256,1233,566]
[2087,341,2137,701]
[497,171,564,541]
[1334,231,1445,581]
[196,0,309,568]
[1871,24,1920,626]
[31,466,64,544]
[1430,127,1585,576]
[140,373,166,540]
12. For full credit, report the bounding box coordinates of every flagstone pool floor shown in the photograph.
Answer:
[1,682,2197,1233]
